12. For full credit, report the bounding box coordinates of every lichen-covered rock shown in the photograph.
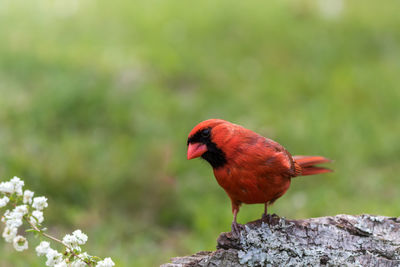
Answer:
[162,214,400,267]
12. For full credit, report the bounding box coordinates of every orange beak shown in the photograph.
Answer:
[187,143,208,160]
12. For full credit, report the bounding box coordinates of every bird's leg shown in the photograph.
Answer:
[231,202,242,238]
[262,203,274,225]
[262,203,268,220]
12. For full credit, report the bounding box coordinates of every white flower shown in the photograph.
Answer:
[1,176,113,266]
[10,176,24,196]
[0,196,9,207]
[32,196,48,211]
[62,233,80,251]
[5,215,23,229]
[2,226,17,243]
[73,229,88,245]
[29,216,37,226]
[0,181,14,194]
[3,206,27,229]
[14,205,29,215]
[70,258,87,267]
[62,230,88,252]
[96,257,115,267]
[45,248,63,266]
[23,190,34,204]
[79,252,90,260]
[36,241,51,256]
[32,210,44,224]
[54,260,68,267]
[13,235,28,251]
[0,210,6,223]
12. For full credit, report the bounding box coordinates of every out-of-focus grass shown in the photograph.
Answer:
[0,0,400,265]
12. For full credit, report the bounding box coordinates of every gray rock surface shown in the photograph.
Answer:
[161,214,400,267]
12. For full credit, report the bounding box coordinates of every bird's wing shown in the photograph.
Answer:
[259,138,299,177]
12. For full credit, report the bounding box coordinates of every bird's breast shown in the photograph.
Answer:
[213,166,291,204]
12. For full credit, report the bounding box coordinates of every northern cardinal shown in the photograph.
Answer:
[187,119,332,236]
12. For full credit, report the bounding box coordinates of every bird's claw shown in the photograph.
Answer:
[231,221,243,238]
[261,213,274,225]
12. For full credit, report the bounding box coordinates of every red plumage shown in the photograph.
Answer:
[293,155,332,176]
[187,119,332,235]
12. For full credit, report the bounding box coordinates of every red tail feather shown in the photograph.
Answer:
[293,155,332,176]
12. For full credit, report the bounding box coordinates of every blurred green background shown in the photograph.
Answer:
[0,0,400,266]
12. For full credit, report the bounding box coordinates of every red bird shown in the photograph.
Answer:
[187,119,332,235]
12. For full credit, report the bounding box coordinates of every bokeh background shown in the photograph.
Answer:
[1,0,400,266]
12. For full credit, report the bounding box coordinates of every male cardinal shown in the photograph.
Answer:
[187,119,332,236]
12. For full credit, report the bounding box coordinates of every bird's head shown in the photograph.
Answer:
[187,119,233,168]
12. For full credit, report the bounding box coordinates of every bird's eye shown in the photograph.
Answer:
[201,129,210,138]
